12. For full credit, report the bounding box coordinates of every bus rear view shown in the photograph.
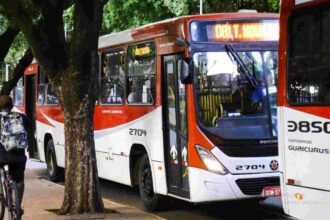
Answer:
[278,0,330,219]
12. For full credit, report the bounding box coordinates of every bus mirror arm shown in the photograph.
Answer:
[175,38,189,47]
[180,57,193,84]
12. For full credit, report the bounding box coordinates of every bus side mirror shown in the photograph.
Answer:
[180,58,193,84]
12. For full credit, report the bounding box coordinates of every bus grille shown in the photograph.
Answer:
[219,145,278,157]
[235,177,280,196]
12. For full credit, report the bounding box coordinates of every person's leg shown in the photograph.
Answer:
[8,157,26,218]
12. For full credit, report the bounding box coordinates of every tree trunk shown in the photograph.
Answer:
[59,101,103,214]
[58,50,103,214]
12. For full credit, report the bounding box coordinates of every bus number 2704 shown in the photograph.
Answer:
[236,164,266,171]
[129,128,147,137]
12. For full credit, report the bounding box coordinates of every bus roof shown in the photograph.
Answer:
[99,13,278,49]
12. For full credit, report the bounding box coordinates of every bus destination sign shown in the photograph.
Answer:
[134,46,151,56]
[190,20,279,42]
[212,22,279,41]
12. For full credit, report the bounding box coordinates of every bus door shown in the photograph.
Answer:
[25,74,39,159]
[163,55,190,198]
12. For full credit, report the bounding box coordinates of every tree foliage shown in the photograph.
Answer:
[204,0,280,13]
[100,0,280,34]
[163,0,199,16]
[102,0,171,34]
[0,14,30,93]
[101,0,200,33]
[2,32,28,69]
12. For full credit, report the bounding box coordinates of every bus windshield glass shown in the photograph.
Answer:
[194,50,278,139]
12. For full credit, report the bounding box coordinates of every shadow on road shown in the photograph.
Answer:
[98,178,288,220]
[39,170,289,220]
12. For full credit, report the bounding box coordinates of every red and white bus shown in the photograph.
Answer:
[278,0,330,219]
[15,12,280,210]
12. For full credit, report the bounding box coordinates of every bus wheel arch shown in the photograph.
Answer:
[129,144,147,186]
[44,133,53,161]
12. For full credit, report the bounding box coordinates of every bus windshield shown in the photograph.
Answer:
[194,50,278,140]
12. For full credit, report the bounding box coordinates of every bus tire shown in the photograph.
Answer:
[46,140,63,182]
[138,154,161,211]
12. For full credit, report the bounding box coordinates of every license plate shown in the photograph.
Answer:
[262,186,281,197]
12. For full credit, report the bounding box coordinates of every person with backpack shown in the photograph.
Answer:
[0,95,30,218]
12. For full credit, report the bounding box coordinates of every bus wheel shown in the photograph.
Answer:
[138,154,161,211]
[46,139,63,182]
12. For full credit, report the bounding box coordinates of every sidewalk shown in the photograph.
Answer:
[18,159,162,220]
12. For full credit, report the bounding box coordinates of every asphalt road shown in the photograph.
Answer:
[28,159,293,220]
[97,178,291,220]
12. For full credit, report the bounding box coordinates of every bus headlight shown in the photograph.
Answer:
[195,145,228,175]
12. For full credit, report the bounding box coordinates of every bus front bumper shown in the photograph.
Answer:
[189,167,280,203]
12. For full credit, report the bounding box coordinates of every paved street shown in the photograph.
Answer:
[28,159,293,220]
[98,177,291,220]
[23,159,161,219]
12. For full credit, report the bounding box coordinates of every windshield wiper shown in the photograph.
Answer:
[225,44,259,88]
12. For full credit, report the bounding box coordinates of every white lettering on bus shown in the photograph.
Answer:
[160,42,175,48]
[102,110,123,114]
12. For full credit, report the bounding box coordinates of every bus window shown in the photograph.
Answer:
[14,78,24,106]
[166,62,176,125]
[38,68,59,106]
[127,42,155,104]
[288,6,330,104]
[100,50,125,105]
[178,60,187,135]
[45,84,59,105]
[37,85,45,105]
[37,68,47,106]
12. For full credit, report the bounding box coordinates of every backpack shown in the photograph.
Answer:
[0,111,28,152]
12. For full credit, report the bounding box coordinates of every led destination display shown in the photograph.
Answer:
[190,19,279,42]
